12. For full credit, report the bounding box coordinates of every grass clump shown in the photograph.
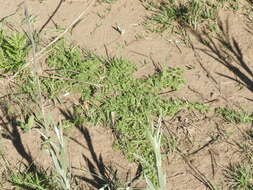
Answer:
[144,0,239,33]
[215,107,253,124]
[224,163,253,190]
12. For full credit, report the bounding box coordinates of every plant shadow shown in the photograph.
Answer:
[0,102,36,172]
[0,102,56,189]
[60,108,142,189]
[190,18,253,93]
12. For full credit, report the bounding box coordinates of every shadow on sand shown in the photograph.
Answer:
[190,18,253,94]
[60,108,142,189]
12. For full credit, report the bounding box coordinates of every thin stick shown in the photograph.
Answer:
[35,0,95,59]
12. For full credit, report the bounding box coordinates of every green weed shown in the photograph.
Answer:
[33,40,214,185]
[41,42,103,100]
[42,41,214,185]
[10,169,57,190]
[0,30,29,73]
[42,42,184,183]
[215,107,253,124]
[144,0,239,33]
[224,163,253,190]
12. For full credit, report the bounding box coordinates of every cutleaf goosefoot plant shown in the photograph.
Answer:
[0,29,29,72]
[41,40,210,185]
